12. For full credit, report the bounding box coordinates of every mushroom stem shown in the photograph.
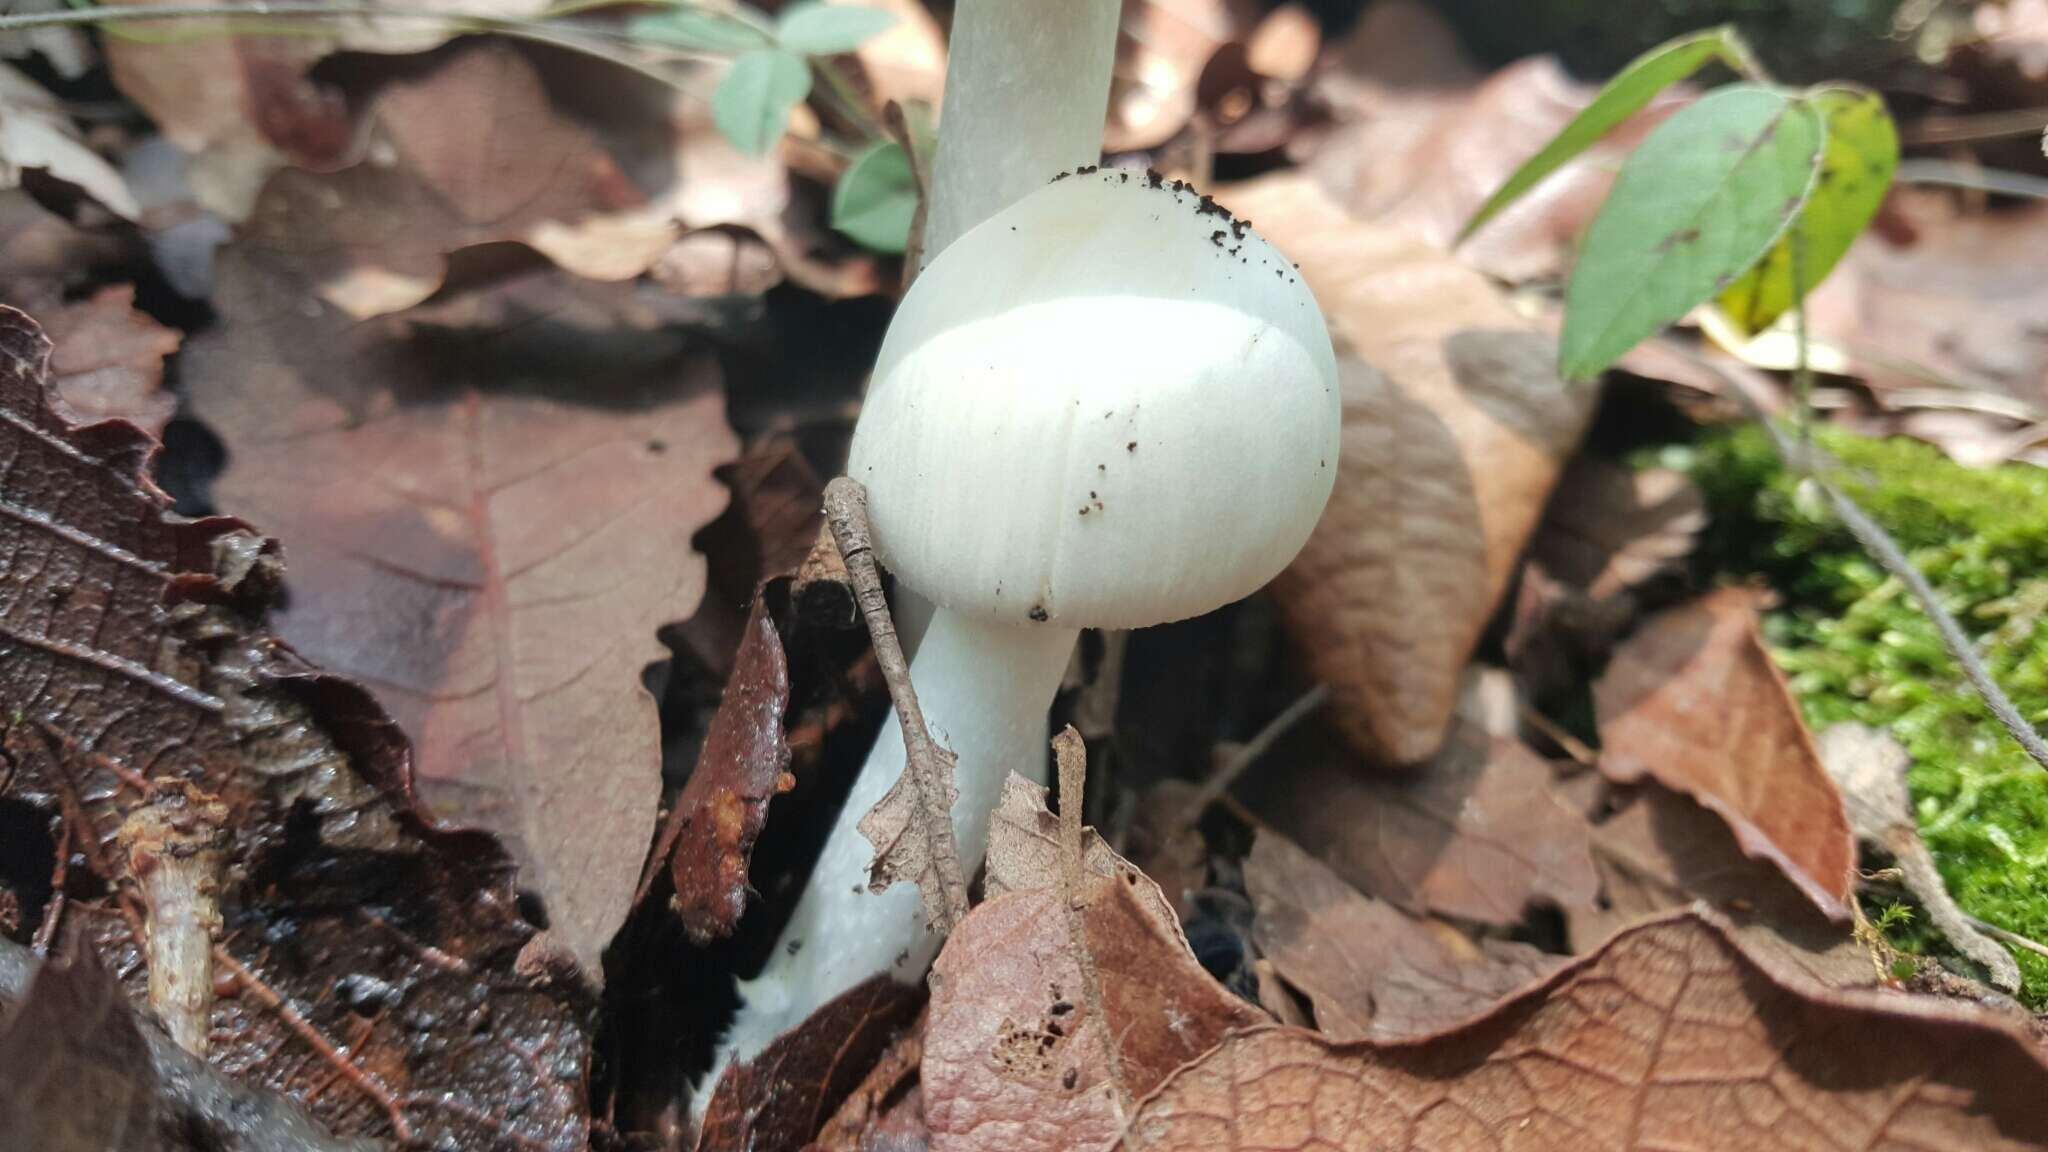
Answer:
[707,607,1078,1084]
[922,0,1120,263]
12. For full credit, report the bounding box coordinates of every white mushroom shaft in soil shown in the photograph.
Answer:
[711,609,1077,1074]
[921,0,1119,264]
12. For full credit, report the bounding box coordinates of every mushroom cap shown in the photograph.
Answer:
[847,169,1340,631]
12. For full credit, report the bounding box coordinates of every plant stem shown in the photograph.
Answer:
[1780,212,2048,776]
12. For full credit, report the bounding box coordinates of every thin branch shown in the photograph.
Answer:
[1178,683,1329,822]
[822,476,970,930]
[1967,914,2048,961]
[1896,159,2048,200]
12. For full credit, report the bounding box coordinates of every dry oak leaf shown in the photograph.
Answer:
[38,284,179,436]
[1595,587,1856,920]
[1245,831,1563,1043]
[985,771,1180,933]
[1238,718,1599,928]
[0,307,596,1150]
[1118,909,2048,1151]
[921,879,1266,1152]
[182,251,738,973]
[1235,173,1597,766]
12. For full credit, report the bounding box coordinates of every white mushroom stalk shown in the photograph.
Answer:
[921,0,1121,262]
[706,171,1339,1087]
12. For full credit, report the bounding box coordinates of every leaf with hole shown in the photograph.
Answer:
[627,5,773,52]
[1457,26,1744,245]
[1559,84,1823,382]
[832,140,917,253]
[1716,86,1898,338]
[776,2,898,56]
[713,47,813,157]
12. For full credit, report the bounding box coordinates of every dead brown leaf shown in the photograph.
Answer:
[921,879,1265,1152]
[0,62,139,219]
[0,943,164,1152]
[1507,456,1707,708]
[1819,723,2021,992]
[1596,587,1857,920]
[697,975,923,1152]
[1574,783,1880,993]
[1309,7,1684,284]
[1236,719,1599,929]
[985,772,1179,933]
[237,44,659,318]
[103,9,352,220]
[0,306,596,1150]
[647,593,794,943]
[182,245,738,973]
[0,190,134,310]
[1800,193,2048,411]
[1238,174,1595,766]
[807,1015,927,1152]
[1245,831,1563,1042]
[0,938,370,1152]
[1107,0,1254,151]
[1118,909,2048,1151]
[838,0,946,110]
[37,284,179,435]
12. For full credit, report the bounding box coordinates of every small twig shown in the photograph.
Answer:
[117,782,229,1058]
[1895,159,2048,201]
[1967,915,2048,961]
[1052,726,1127,1125]
[30,817,73,954]
[1178,683,1329,822]
[883,100,935,286]
[822,476,969,930]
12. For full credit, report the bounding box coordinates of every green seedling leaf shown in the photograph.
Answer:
[1559,84,1824,382]
[713,48,813,157]
[1716,86,1898,338]
[777,2,897,55]
[629,6,774,52]
[832,140,917,252]
[1457,26,1746,245]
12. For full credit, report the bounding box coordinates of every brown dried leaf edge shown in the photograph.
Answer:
[1122,909,2048,1151]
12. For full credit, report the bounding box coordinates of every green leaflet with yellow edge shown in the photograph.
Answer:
[1716,87,1898,339]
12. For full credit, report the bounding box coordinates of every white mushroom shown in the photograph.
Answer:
[707,169,1339,1084]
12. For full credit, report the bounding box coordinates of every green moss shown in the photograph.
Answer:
[1670,425,2048,1000]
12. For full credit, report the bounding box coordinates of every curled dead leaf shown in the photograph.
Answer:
[922,879,1264,1152]
[1119,909,2048,1151]
[1595,587,1857,920]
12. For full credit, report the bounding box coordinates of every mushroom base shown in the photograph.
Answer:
[700,608,1080,1104]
